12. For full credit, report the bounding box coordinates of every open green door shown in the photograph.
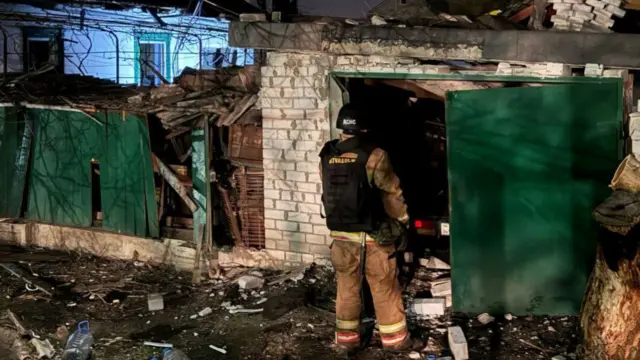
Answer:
[446,82,622,315]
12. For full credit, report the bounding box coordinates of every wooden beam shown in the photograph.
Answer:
[152,153,198,213]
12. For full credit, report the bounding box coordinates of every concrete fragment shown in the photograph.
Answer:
[210,345,228,354]
[601,0,622,6]
[605,4,626,17]
[448,326,469,360]
[239,13,267,22]
[238,275,265,290]
[504,313,515,321]
[496,62,513,75]
[585,0,606,8]
[552,356,567,360]
[198,307,212,317]
[147,293,164,312]
[584,63,604,77]
[593,7,614,18]
[591,17,615,28]
[430,279,452,297]
[408,351,422,359]
[477,313,495,324]
[412,298,446,316]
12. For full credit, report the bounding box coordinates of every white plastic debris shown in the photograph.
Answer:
[209,345,227,354]
[229,308,263,314]
[143,342,173,348]
[238,275,264,290]
[408,351,422,359]
[198,307,212,317]
[477,313,495,325]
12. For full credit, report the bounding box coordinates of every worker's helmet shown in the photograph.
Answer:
[336,103,370,135]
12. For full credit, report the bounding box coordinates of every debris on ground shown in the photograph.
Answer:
[0,245,581,360]
[412,298,446,316]
[147,293,164,312]
[237,275,264,290]
[504,313,514,321]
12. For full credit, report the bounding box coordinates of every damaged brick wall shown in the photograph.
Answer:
[259,52,450,264]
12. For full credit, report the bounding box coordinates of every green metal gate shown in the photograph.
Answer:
[447,82,622,315]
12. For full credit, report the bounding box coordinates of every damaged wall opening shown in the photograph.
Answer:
[330,73,622,315]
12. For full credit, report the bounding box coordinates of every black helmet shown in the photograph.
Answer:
[336,103,369,134]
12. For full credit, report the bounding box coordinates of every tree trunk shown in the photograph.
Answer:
[581,241,640,360]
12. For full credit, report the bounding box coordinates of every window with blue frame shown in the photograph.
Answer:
[134,33,171,86]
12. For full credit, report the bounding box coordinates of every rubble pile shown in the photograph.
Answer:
[550,0,625,32]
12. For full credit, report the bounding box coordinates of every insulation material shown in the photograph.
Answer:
[446,82,621,314]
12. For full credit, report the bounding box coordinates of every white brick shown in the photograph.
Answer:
[271,140,294,149]
[289,130,324,141]
[268,76,296,88]
[601,0,621,6]
[586,0,606,8]
[593,7,614,18]
[263,129,278,139]
[552,2,573,9]
[546,63,571,76]
[281,191,292,201]
[266,52,292,66]
[284,150,306,161]
[275,200,297,211]
[265,210,285,220]
[412,298,446,315]
[302,254,314,263]
[300,223,314,233]
[285,252,303,262]
[310,215,325,225]
[292,192,304,202]
[303,87,323,98]
[297,161,319,173]
[274,180,296,191]
[276,130,289,139]
[336,57,352,65]
[298,203,321,214]
[265,190,280,199]
[289,242,310,253]
[630,113,640,140]
[306,234,326,244]
[605,4,625,17]
[293,98,318,109]
[263,108,305,120]
[265,239,276,249]
[303,193,317,203]
[295,140,320,151]
[297,182,318,193]
[276,220,299,231]
[264,199,275,209]
[448,327,469,360]
[283,231,305,242]
[603,69,627,77]
[293,120,317,130]
[261,97,293,108]
[266,249,286,260]
[572,3,593,11]
[313,225,330,236]
[287,212,310,223]
[265,169,285,180]
[264,219,275,229]
[305,110,327,120]
[275,240,289,250]
[572,10,595,20]
[269,120,295,129]
[286,171,307,182]
[265,229,283,240]
[309,244,330,256]
[270,161,296,171]
[584,63,604,77]
[592,16,615,27]
[307,173,322,184]
[293,76,319,88]
[263,149,282,160]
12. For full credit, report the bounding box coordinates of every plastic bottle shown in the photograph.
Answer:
[61,321,94,360]
[163,348,190,360]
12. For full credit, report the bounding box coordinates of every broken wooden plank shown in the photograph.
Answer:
[217,94,258,126]
[6,310,28,336]
[152,153,198,213]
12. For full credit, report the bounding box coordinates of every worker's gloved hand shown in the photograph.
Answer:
[397,214,410,228]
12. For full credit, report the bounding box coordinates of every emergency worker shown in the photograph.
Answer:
[319,103,417,352]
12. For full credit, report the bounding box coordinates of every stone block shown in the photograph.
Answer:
[584,63,604,77]
[295,140,320,151]
[593,7,614,18]
[300,223,314,233]
[239,13,267,22]
[296,182,318,193]
[306,234,326,244]
[309,244,331,256]
[412,298,446,315]
[266,249,286,260]
[275,200,297,211]
[546,62,572,76]
[238,275,265,290]
[289,241,310,253]
[265,229,283,240]
[283,231,306,242]
[284,150,307,161]
[586,0,606,8]
[293,120,318,130]
[276,220,299,232]
[571,10,595,21]
[601,0,622,6]
[265,210,285,220]
[287,212,310,223]
[605,4,626,17]
[448,326,469,360]
[294,98,318,109]
[603,68,627,77]
[263,149,283,160]
[553,2,574,9]
[572,3,593,11]
[285,252,303,262]
[431,279,452,297]
[275,240,290,250]
[286,171,307,182]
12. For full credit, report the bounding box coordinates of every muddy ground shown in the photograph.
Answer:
[0,245,579,360]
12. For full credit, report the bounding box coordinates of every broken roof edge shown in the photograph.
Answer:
[229,21,640,68]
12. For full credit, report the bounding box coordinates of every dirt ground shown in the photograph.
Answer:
[0,244,580,360]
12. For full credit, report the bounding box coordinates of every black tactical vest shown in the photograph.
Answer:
[319,137,383,233]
